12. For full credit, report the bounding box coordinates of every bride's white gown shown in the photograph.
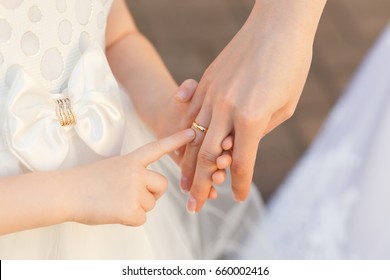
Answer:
[0,0,265,259]
[243,23,390,259]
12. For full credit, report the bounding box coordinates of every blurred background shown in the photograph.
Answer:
[125,0,390,201]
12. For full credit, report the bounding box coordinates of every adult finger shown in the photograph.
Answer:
[133,129,195,166]
[175,84,211,163]
[146,170,168,200]
[263,102,297,136]
[230,119,266,202]
[183,82,208,122]
[180,105,212,192]
[187,114,232,212]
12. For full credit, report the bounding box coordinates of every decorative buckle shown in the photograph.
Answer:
[55,97,76,126]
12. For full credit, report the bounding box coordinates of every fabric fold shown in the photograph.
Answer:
[4,43,124,171]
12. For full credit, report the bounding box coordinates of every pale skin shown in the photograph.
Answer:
[106,0,328,214]
[0,0,220,236]
[181,0,328,212]
[107,0,328,212]
[0,129,198,236]
[105,0,226,197]
[0,0,327,235]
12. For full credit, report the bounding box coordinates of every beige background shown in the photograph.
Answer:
[125,0,390,201]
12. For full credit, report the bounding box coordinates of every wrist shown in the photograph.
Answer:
[50,170,78,224]
[251,0,327,43]
[26,170,74,226]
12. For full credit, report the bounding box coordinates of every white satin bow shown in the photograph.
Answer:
[4,43,125,171]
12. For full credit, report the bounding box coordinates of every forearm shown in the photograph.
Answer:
[251,0,327,42]
[0,172,70,235]
[106,32,177,133]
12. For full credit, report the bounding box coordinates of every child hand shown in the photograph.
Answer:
[66,129,195,227]
[206,135,234,200]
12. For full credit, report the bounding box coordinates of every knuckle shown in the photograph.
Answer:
[218,96,236,111]
[189,135,202,148]
[122,205,138,225]
[231,162,249,177]
[149,199,157,210]
[131,212,147,227]
[181,160,194,174]
[191,186,209,201]
[236,110,261,128]
[161,177,168,191]
[198,149,218,167]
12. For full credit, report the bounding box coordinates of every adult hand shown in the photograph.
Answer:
[181,0,326,213]
[154,79,223,199]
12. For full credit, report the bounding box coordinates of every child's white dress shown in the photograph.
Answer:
[0,0,265,259]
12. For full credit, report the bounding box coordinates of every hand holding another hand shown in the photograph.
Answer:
[154,79,233,200]
[181,1,320,213]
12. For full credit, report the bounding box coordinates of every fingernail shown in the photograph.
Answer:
[180,176,189,193]
[174,149,180,156]
[233,193,244,203]
[186,196,197,214]
[175,90,188,102]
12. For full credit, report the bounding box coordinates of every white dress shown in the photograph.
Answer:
[242,23,390,259]
[0,0,265,259]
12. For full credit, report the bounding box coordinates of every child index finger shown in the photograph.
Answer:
[134,129,195,166]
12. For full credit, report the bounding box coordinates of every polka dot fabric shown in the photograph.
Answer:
[0,0,113,94]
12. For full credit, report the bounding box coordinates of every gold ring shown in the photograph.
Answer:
[55,97,76,127]
[192,122,208,133]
